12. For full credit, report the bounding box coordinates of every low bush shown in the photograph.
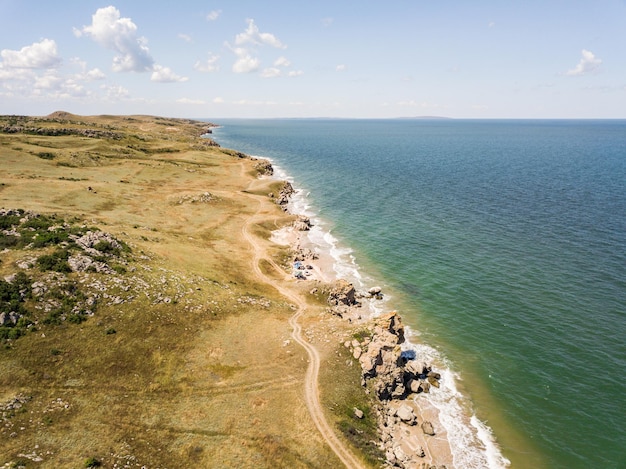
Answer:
[37,250,71,273]
[84,457,102,468]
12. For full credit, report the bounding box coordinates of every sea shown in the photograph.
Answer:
[208,118,626,469]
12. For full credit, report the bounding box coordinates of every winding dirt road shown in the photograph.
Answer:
[241,192,365,469]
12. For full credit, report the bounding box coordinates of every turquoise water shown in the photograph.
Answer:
[210,119,626,468]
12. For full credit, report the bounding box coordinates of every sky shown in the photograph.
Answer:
[1,0,625,118]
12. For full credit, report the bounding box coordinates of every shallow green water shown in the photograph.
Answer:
[212,118,626,468]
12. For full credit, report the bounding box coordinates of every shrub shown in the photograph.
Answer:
[37,250,71,273]
[0,327,24,340]
[36,151,56,160]
[32,229,70,248]
[42,311,62,326]
[93,240,121,256]
[11,272,32,297]
[67,313,87,324]
[0,212,22,229]
[16,317,33,328]
[0,234,19,249]
[0,275,31,315]
[84,457,102,468]
[22,215,56,230]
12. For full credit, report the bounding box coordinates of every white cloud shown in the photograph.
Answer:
[336,64,346,71]
[321,17,334,28]
[288,70,304,77]
[69,58,106,82]
[231,46,260,73]
[227,19,288,76]
[206,10,222,21]
[151,65,188,83]
[274,56,291,67]
[566,49,602,76]
[235,19,286,49]
[177,97,205,104]
[0,49,108,101]
[195,53,220,72]
[33,71,63,90]
[213,97,224,104]
[178,33,193,43]
[233,99,276,106]
[0,39,62,69]
[75,6,154,73]
[85,68,106,81]
[101,84,130,100]
[261,67,281,78]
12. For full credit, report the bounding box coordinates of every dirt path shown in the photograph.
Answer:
[240,191,365,469]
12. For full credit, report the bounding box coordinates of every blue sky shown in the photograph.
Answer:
[1,0,625,118]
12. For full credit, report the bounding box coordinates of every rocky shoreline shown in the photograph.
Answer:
[273,165,451,468]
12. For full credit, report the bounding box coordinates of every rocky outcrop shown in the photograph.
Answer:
[0,126,122,139]
[73,231,123,256]
[327,279,357,307]
[68,254,114,274]
[275,181,295,209]
[355,312,408,400]
[293,215,312,231]
[340,310,443,468]
[254,159,274,176]
[0,312,21,326]
[293,246,318,262]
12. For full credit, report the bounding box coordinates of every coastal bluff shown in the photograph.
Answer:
[0,113,354,468]
[1,112,452,469]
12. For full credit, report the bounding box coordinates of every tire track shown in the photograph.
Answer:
[240,189,364,469]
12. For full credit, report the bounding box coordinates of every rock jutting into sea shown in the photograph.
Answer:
[341,305,444,468]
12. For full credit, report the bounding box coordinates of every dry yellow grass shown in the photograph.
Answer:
[0,114,376,468]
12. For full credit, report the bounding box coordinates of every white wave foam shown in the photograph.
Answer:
[403,328,510,468]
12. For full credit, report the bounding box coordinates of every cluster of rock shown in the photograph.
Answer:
[293,215,312,231]
[322,281,385,321]
[254,159,274,176]
[1,213,135,328]
[0,311,21,326]
[344,311,444,467]
[273,181,295,210]
[74,231,123,256]
[67,254,114,274]
[350,312,441,400]
[194,138,220,149]
[175,192,214,205]
[0,125,122,139]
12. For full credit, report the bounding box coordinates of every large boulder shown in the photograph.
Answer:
[293,215,312,231]
[395,404,417,425]
[327,279,357,306]
[421,420,436,436]
[0,312,21,326]
[276,181,295,206]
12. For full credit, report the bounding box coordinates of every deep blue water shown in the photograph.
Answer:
[210,119,626,468]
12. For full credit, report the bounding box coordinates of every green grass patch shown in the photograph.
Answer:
[320,344,384,467]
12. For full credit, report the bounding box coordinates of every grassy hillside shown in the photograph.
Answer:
[0,113,371,468]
